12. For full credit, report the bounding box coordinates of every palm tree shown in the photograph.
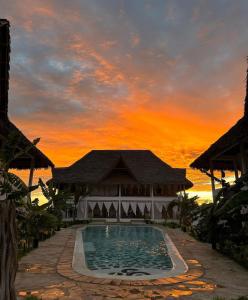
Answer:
[38,179,72,228]
[0,133,39,300]
[168,193,198,229]
[18,196,59,249]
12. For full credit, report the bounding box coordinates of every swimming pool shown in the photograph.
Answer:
[73,225,187,279]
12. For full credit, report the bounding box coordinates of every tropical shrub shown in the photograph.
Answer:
[163,220,180,228]
[24,296,42,300]
[167,193,199,231]
[191,173,248,268]
[39,178,72,230]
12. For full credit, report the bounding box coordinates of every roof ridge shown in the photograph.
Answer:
[99,155,138,183]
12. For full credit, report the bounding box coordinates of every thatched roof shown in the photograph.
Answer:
[0,19,54,170]
[0,119,54,169]
[191,65,248,171]
[190,116,248,171]
[52,150,193,189]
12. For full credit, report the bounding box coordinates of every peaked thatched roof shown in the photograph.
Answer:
[52,150,193,189]
[190,116,248,171]
[0,19,54,169]
[0,118,54,169]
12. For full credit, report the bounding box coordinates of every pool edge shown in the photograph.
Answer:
[72,224,189,281]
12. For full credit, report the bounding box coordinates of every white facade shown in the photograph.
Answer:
[79,196,178,221]
[63,185,181,222]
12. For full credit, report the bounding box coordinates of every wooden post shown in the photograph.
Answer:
[240,142,247,176]
[28,159,35,188]
[28,159,35,201]
[210,161,216,201]
[183,186,186,197]
[233,160,239,181]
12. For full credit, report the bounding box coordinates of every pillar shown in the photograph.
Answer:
[28,159,35,188]
[240,143,247,176]
[118,184,121,220]
[233,160,239,181]
[150,184,154,220]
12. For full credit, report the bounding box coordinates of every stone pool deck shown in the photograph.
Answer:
[16,226,248,300]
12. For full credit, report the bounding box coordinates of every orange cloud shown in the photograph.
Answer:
[4,0,248,204]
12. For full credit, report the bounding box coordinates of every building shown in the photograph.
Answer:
[52,150,193,221]
[190,64,248,199]
[0,19,54,183]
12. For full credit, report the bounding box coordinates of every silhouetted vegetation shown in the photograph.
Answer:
[190,174,248,269]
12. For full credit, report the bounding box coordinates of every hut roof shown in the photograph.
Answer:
[52,150,193,188]
[0,19,54,170]
[0,118,54,169]
[190,116,248,171]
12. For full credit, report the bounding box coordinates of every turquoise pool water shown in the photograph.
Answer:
[82,225,173,276]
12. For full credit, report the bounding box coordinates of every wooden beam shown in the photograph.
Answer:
[211,142,239,160]
[210,138,248,171]
[214,155,239,161]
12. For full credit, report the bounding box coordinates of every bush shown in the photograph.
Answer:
[189,179,248,270]
[61,219,90,227]
[24,296,42,300]
[218,240,248,269]
[163,221,180,228]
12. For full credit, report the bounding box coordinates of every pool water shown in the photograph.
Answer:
[82,225,173,277]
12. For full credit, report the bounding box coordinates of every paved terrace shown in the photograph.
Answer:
[16,226,248,300]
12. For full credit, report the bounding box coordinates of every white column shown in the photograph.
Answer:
[84,185,88,219]
[118,184,121,196]
[150,184,155,220]
[118,199,121,220]
[84,199,88,219]
[119,184,121,220]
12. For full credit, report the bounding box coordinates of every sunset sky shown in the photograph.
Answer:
[1,0,248,203]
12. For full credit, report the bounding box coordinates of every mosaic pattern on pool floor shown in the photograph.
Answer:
[82,225,173,276]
